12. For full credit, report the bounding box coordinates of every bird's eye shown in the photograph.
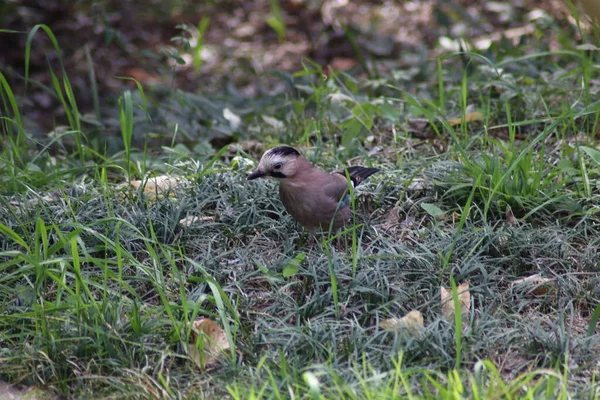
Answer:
[273,163,283,170]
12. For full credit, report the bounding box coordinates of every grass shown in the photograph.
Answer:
[1,17,600,399]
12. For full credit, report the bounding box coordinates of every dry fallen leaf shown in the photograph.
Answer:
[379,310,424,336]
[227,140,264,156]
[440,281,471,321]
[329,57,359,71]
[189,318,230,369]
[505,208,518,226]
[438,25,535,52]
[405,112,482,139]
[128,175,180,199]
[447,111,483,126]
[380,206,400,231]
[179,215,215,227]
[512,275,557,297]
[123,67,161,85]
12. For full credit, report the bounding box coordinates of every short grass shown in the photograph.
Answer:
[2,21,600,399]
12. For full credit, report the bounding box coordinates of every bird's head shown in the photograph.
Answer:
[247,146,301,180]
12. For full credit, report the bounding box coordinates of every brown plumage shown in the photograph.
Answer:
[247,146,379,231]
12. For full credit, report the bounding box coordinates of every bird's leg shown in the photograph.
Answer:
[307,231,315,247]
[302,229,318,249]
[297,229,309,247]
[334,229,347,251]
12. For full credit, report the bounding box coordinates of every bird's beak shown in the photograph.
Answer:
[247,169,266,180]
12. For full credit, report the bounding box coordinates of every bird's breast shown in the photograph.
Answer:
[279,182,350,230]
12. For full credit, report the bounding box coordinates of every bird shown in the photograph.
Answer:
[247,145,379,232]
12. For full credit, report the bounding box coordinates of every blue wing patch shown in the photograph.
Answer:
[339,193,351,208]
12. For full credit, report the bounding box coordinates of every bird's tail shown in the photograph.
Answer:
[342,166,380,187]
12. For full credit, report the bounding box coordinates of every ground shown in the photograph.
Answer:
[1,0,600,399]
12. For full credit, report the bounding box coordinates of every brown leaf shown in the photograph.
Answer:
[123,68,161,85]
[512,275,557,297]
[128,175,180,199]
[406,111,482,139]
[440,281,471,321]
[505,208,518,226]
[447,111,483,126]
[329,57,359,71]
[189,318,230,369]
[406,118,432,138]
[227,140,264,156]
[380,207,400,230]
[379,310,424,336]
[179,215,216,227]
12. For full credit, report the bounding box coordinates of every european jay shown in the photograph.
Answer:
[247,146,379,232]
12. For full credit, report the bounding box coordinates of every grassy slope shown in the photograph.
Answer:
[1,17,600,400]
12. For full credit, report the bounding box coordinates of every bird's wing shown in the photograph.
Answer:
[338,166,380,187]
[323,173,352,206]
[324,166,379,208]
